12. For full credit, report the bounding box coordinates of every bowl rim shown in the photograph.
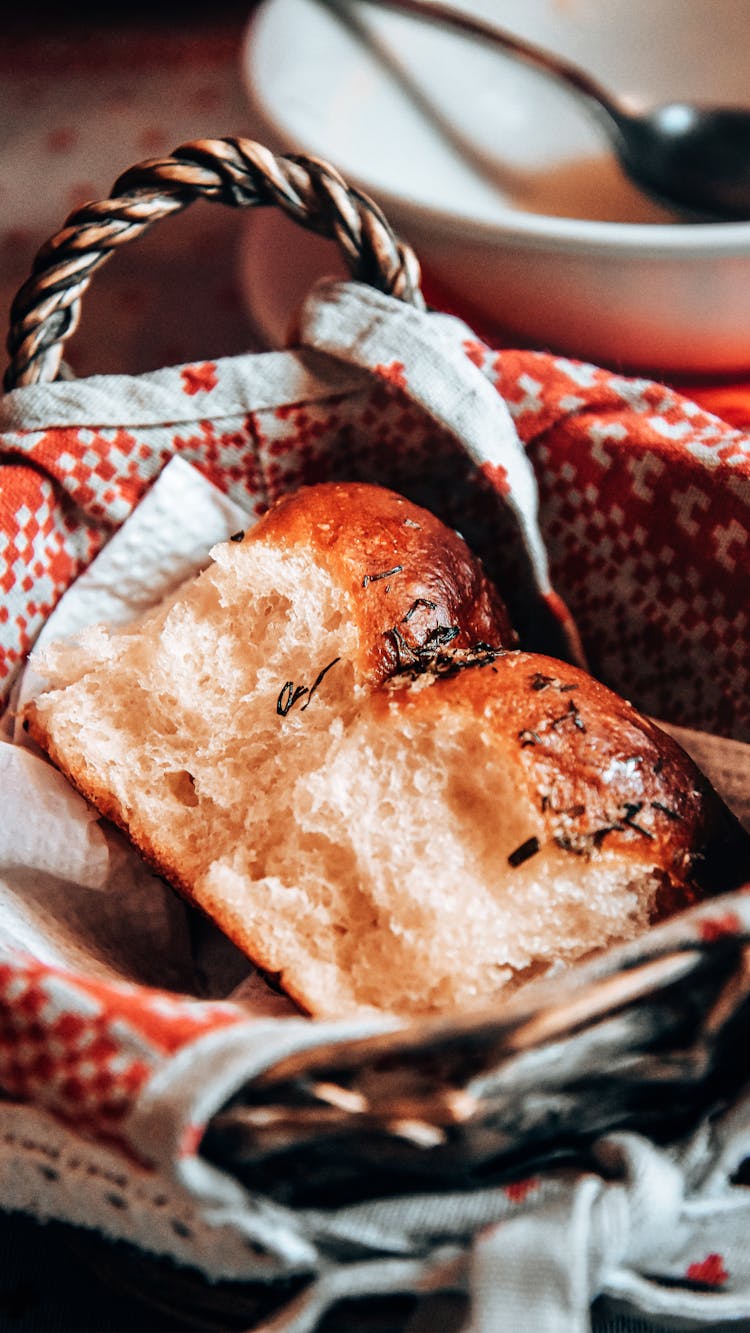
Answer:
[353,184,750,257]
[240,7,750,261]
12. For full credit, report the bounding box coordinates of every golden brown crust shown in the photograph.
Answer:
[384,649,750,915]
[247,482,517,680]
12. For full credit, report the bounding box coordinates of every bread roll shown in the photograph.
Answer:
[240,480,517,680]
[24,484,750,1018]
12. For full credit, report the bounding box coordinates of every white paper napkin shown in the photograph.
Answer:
[0,457,300,1004]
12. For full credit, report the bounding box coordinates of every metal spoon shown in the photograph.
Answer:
[351,0,750,221]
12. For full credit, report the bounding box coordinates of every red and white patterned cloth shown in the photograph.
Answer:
[2,280,748,738]
[0,282,748,1333]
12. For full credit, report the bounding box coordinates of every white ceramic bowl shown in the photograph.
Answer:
[240,0,750,376]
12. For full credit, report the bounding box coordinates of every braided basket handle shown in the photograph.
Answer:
[3,137,425,392]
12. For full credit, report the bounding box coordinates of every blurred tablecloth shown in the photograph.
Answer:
[0,2,262,386]
[0,6,260,1329]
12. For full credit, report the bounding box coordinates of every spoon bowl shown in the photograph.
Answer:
[614,105,750,219]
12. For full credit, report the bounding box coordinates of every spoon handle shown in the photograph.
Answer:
[350,0,626,133]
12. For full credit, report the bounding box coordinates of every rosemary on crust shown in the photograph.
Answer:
[549,699,586,733]
[552,798,658,857]
[301,657,342,711]
[517,699,586,747]
[387,629,503,679]
[651,800,682,821]
[276,657,341,717]
[530,671,579,694]
[508,836,541,867]
[362,565,403,588]
[519,729,542,748]
[620,801,655,838]
[511,796,658,864]
[402,598,438,623]
[276,682,308,717]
